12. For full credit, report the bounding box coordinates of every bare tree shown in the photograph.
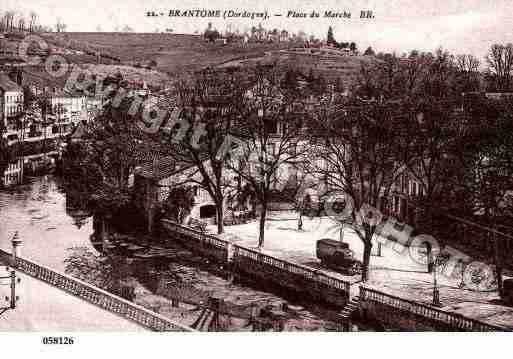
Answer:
[355,62,379,99]
[403,99,465,232]
[305,100,409,281]
[398,50,430,96]
[56,17,67,32]
[456,54,481,92]
[0,13,6,32]
[225,65,308,248]
[29,11,38,32]
[162,68,249,234]
[5,11,15,32]
[421,48,458,99]
[457,54,480,73]
[486,43,513,91]
[16,11,25,31]
[377,53,403,99]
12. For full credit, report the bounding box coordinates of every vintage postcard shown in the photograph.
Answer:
[0,0,512,355]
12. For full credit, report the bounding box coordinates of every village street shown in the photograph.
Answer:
[213,213,513,329]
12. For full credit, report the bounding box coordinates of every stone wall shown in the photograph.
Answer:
[359,286,507,331]
[161,219,351,308]
[0,248,193,332]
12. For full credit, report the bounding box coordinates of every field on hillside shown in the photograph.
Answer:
[221,49,376,87]
[37,33,376,87]
[40,32,294,75]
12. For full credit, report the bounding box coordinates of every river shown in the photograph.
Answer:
[0,175,93,271]
[0,175,344,331]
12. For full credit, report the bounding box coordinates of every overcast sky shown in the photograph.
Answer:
[4,0,513,60]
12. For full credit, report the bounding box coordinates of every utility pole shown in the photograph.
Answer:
[0,268,19,309]
[9,270,15,309]
[432,256,441,307]
[1,232,22,310]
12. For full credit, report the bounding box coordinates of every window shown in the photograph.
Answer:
[264,119,278,134]
[266,143,275,155]
[200,205,216,218]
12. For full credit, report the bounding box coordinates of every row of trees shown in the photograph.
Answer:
[203,22,320,44]
[345,48,513,283]
[485,43,513,92]
[62,53,513,284]
[357,42,513,94]
[0,10,54,33]
[355,48,483,99]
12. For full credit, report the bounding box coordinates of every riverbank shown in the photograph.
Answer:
[0,177,344,331]
[64,238,342,331]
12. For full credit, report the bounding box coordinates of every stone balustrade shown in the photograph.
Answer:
[0,249,194,332]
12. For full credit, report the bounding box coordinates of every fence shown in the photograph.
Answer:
[360,286,508,332]
[161,219,351,306]
[162,219,229,262]
[0,249,193,332]
[233,245,350,305]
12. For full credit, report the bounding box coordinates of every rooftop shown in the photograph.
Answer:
[135,155,188,181]
[0,72,22,92]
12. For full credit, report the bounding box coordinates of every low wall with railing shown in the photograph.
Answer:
[161,219,351,307]
[0,249,194,332]
[360,286,508,331]
[232,245,350,306]
[163,220,229,262]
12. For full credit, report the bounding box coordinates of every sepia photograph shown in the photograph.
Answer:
[0,1,512,353]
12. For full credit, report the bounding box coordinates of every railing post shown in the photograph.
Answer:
[10,270,16,309]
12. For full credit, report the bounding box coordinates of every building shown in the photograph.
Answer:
[132,156,190,232]
[133,152,255,232]
[0,72,24,142]
[47,92,87,134]
[2,157,23,186]
[387,169,425,224]
[20,91,88,145]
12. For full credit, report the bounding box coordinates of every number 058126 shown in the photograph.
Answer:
[42,337,75,345]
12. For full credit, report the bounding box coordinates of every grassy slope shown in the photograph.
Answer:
[40,33,293,74]
[40,33,374,83]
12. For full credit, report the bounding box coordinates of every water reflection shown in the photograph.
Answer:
[0,175,95,271]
